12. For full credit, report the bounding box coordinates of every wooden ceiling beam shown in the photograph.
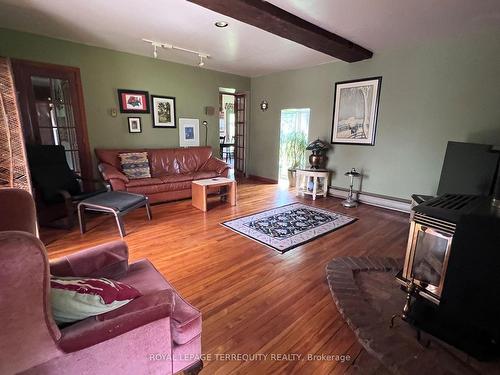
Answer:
[187,0,373,63]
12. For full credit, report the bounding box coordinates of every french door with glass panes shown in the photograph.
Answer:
[234,93,246,176]
[12,59,92,181]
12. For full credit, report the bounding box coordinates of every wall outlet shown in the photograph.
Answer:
[110,108,117,117]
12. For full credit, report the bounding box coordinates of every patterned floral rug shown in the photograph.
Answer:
[221,203,356,253]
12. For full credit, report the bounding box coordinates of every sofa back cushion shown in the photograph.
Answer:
[118,152,151,179]
[96,147,213,177]
[149,147,213,176]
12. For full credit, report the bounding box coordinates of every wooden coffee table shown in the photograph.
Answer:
[192,177,236,212]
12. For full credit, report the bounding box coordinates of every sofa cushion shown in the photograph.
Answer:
[50,276,141,324]
[126,181,192,195]
[119,152,151,180]
[121,259,202,345]
[125,177,163,188]
[149,147,213,176]
[158,174,194,184]
[193,171,219,180]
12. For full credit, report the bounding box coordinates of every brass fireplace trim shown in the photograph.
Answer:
[402,221,453,304]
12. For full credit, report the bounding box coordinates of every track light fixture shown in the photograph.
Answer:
[142,39,210,67]
[198,55,205,67]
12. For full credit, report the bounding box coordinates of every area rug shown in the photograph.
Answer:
[221,203,356,253]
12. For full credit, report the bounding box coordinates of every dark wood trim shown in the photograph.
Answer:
[187,0,372,62]
[11,59,93,183]
[248,174,279,184]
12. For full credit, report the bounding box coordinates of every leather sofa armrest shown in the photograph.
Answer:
[98,163,129,183]
[59,290,174,352]
[50,240,129,279]
[201,157,230,175]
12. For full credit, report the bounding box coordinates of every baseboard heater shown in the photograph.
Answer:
[328,186,411,213]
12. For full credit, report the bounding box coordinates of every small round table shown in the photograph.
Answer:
[295,169,330,200]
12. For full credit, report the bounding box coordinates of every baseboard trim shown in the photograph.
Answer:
[328,186,411,213]
[248,175,279,184]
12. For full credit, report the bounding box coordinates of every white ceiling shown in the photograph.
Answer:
[0,0,498,77]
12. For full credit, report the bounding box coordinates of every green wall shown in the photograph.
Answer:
[0,28,250,166]
[249,30,500,199]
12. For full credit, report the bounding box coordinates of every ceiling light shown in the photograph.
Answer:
[198,55,205,67]
[215,21,228,28]
[142,39,210,67]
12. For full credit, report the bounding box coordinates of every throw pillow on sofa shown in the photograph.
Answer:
[50,276,141,324]
[118,152,151,179]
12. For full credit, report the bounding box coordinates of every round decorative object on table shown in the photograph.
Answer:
[343,168,361,208]
[308,153,326,169]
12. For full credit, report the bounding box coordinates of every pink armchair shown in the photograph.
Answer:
[0,190,203,375]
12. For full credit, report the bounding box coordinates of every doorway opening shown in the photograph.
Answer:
[12,59,92,181]
[219,90,247,178]
[278,108,310,186]
[219,93,235,169]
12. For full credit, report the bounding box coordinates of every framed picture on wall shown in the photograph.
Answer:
[179,118,200,147]
[128,117,142,133]
[331,77,382,145]
[117,89,150,113]
[151,95,176,128]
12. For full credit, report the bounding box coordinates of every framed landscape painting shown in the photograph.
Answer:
[118,89,150,113]
[331,77,382,145]
[179,118,200,147]
[151,95,176,128]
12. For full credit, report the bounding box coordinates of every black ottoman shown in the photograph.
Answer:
[77,191,152,237]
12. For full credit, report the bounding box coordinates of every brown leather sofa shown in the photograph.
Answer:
[95,146,229,204]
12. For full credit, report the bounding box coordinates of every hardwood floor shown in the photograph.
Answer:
[45,179,410,374]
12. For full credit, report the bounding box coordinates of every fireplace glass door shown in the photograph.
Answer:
[405,223,453,299]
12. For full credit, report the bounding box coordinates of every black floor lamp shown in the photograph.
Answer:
[202,120,208,146]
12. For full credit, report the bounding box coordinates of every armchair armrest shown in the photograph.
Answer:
[201,157,230,175]
[59,290,174,352]
[50,240,129,279]
[75,175,104,184]
[98,163,129,183]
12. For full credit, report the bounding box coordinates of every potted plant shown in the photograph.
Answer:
[283,131,307,187]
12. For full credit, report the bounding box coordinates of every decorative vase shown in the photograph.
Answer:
[309,152,327,169]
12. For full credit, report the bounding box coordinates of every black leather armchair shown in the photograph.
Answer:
[26,144,106,228]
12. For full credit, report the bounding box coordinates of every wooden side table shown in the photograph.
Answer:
[295,169,330,200]
[192,177,236,212]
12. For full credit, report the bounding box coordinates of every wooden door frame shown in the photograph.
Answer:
[219,91,247,177]
[234,92,247,177]
[11,59,92,181]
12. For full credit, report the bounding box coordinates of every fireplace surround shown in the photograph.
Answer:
[396,194,500,360]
